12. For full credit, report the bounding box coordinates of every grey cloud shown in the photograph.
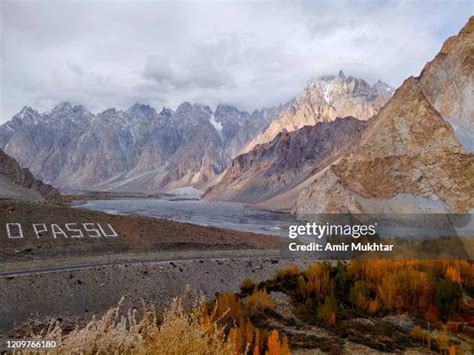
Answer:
[0,0,472,121]
[68,63,85,76]
[143,52,235,90]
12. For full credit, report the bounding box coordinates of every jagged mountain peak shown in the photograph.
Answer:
[192,103,212,113]
[242,72,393,153]
[42,102,95,126]
[128,102,154,112]
[373,80,393,93]
[18,105,35,115]
[175,102,212,118]
[176,101,192,113]
[14,106,40,121]
[307,73,375,100]
[314,71,363,83]
[159,107,174,117]
[308,73,394,96]
[0,95,281,192]
[214,104,249,124]
[126,103,158,120]
[4,106,43,129]
[99,107,118,116]
[215,104,244,115]
[71,104,90,114]
[51,101,73,113]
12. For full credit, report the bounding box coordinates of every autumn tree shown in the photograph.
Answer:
[367,298,380,315]
[349,280,370,311]
[445,266,462,286]
[253,330,261,355]
[304,263,331,300]
[215,293,245,324]
[435,279,462,320]
[266,330,281,355]
[281,336,291,355]
[248,289,275,311]
[317,293,337,325]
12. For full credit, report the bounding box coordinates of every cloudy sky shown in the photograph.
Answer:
[0,0,471,122]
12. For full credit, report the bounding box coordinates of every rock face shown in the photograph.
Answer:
[0,149,63,203]
[224,105,287,158]
[295,17,474,215]
[243,71,393,153]
[204,117,367,204]
[0,102,278,192]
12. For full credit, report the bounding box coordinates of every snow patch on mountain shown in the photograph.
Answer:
[209,113,223,133]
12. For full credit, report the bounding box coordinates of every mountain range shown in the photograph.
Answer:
[203,71,394,207]
[0,102,282,192]
[1,17,472,216]
[203,117,368,205]
[0,72,391,194]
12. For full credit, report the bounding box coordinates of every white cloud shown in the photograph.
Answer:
[0,0,471,121]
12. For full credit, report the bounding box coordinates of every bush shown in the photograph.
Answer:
[275,265,300,280]
[35,297,234,354]
[410,325,431,344]
[240,278,256,293]
[247,289,276,310]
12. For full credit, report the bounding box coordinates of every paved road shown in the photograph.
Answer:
[0,249,286,278]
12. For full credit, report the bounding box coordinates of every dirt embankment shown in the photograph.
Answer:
[0,257,313,335]
[0,200,280,263]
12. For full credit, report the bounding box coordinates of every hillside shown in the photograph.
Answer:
[0,149,63,203]
[295,17,474,215]
[204,117,367,204]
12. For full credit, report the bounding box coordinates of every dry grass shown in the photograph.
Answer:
[31,296,235,355]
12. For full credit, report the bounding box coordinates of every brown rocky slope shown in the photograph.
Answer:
[203,117,368,204]
[0,149,63,203]
[295,17,474,215]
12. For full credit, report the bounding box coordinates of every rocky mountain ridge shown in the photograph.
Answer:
[0,149,63,203]
[203,117,368,204]
[0,101,279,192]
[203,72,393,206]
[242,71,393,153]
[0,72,391,194]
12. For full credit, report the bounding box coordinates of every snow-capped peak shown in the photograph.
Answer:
[373,80,394,93]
